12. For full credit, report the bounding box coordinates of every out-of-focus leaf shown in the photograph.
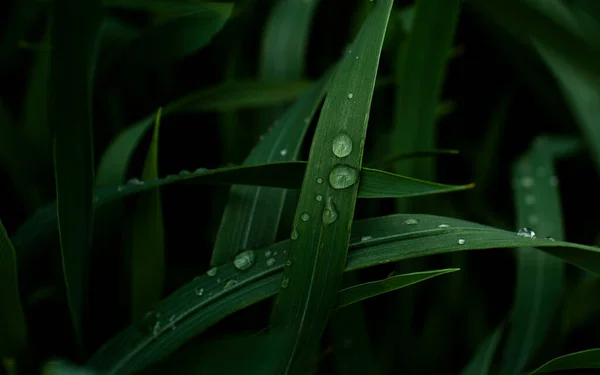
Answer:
[527,348,600,374]
[460,325,504,375]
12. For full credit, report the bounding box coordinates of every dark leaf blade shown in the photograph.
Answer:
[527,348,600,374]
[50,0,103,339]
[460,325,504,375]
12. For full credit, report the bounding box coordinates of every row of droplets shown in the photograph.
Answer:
[113,168,208,193]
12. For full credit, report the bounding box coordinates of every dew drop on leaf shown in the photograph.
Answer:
[517,227,536,238]
[233,250,256,271]
[329,165,358,189]
[332,133,353,158]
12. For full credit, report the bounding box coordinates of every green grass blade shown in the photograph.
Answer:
[50,0,103,340]
[460,325,504,375]
[87,214,600,374]
[14,162,471,264]
[526,348,600,374]
[211,69,334,266]
[0,218,27,357]
[130,108,165,320]
[391,0,461,182]
[335,268,459,309]
[269,0,394,372]
[499,136,579,375]
[43,361,101,375]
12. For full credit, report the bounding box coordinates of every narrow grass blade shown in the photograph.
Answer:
[43,361,101,375]
[14,162,471,264]
[130,108,165,320]
[526,348,600,374]
[211,69,334,266]
[0,218,27,357]
[50,0,103,339]
[335,268,459,309]
[499,136,578,375]
[391,0,461,182]
[269,1,394,372]
[460,325,504,375]
[87,214,600,375]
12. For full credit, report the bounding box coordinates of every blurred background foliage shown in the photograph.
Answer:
[1,0,600,374]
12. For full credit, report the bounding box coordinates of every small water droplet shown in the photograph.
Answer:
[332,133,353,158]
[355,56,359,60]
[265,250,272,257]
[233,250,256,271]
[361,235,373,242]
[194,168,207,174]
[117,186,126,192]
[524,194,536,205]
[224,280,239,289]
[521,176,534,188]
[304,117,310,124]
[329,165,359,190]
[316,177,324,184]
[528,214,539,225]
[291,229,299,240]
[207,267,217,277]
[179,170,191,176]
[545,237,556,241]
[316,194,323,202]
[152,320,161,336]
[458,238,466,245]
[281,277,289,288]
[404,218,419,225]
[280,149,288,156]
[322,197,339,225]
[274,251,278,256]
[347,93,354,99]
[285,260,292,267]
[267,258,276,266]
[194,287,204,296]
[301,213,310,222]
[127,178,144,185]
[549,175,559,187]
[169,315,176,330]
[517,227,536,238]
[437,224,450,228]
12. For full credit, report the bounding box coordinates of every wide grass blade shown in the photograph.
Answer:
[87,214,600,374]
[526,348,600,374]
[49,0,103,339]
[335,268,459,309]
[460,325,504,375]
[499,136,578,375]
[130,108,165,319]
[269,0,394,372]
[0,218,27,357]
[211,69,334,266]
[14,162,472,260]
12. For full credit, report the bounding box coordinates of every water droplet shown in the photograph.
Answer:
[347,93,354,99]
[355,56,359,60]
[169,315,176,330]
[404,218,419,225]
[322,197,339,225]
[291,229,299,240]
[179,170,191,176]
[280,149,288,156]
[304,117,310,124]
[521,176,534,188]
[517,227,536,239]
[267,258,276,266]
[361,235,373,242]
[329,165,358,189]
[265,250,272,257]
[194,287,204,296]
[301,213,310,222]
[233,250,256,271]
[458,238,466,245]
[437,224,450,228]
[217,278,222,283]
[285,260,292,266]
[207,267,217,277]
[549,175,559,187]
[316,194,323,202]
[281,277,289,288]
[316,177,324,184]
[545,237,556,241]
[332,133,353,158]
[274,251,278,256]
[528,214,539,225]
[152,320,161,336]
[127,178,144,185]
[224,280,239,289]
[194,168,207,174]
[524,194,536,205]
[117,186,126,192]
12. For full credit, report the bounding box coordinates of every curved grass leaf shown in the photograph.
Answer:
[43,361,101,375]
[87,213,600,374]
[0,218,27,357]
[269,1,394,372]
[527,348,600,374]
[131,108,164,319]
[499,136,579,375]
[460,324,504,375]
[211,69,334,266]
[49,0,103,340]
[335,268,459,309]
[13,162,473,260]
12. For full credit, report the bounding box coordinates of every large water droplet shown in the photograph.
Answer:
[332,133,353,158]
[457,238,466,245]
[404,218,419,225]
[347,93,354,99]
[281,277,290,288]
[207,267,217,277]
[267,258,276,266]
[301,213,310,222]
[233,250,256,271]
[322,197,339,225]
[291,228,299,240]
[224,280,239,289]
[517,227,536,238]
[329,165,358,189]
[280,149,288,156]
[194,287,204,296]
